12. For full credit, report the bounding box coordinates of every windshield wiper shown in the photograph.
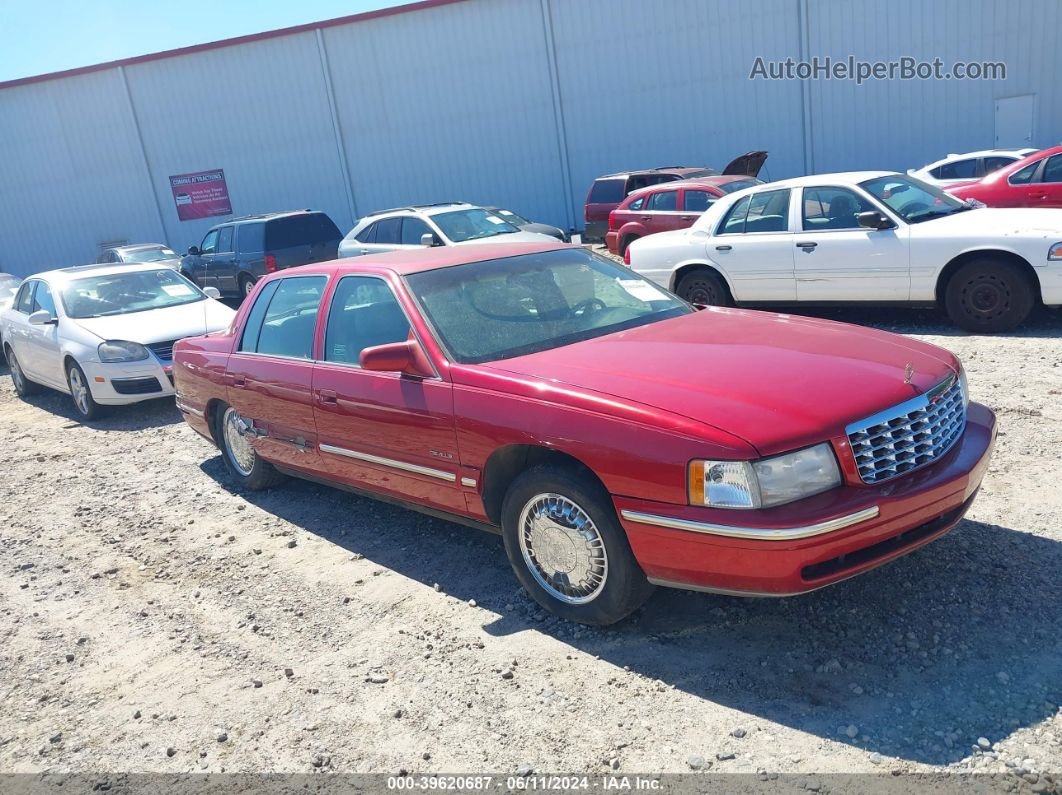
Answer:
[911,206,969,223]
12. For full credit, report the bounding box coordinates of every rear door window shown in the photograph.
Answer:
[982,156,1016,174]
[683,190,714,212]
[1009,162,1040,185]
[217,226,234,253]
[936,159,977,180]
[647,191,678,211]
[1042,155,1062,183]
[372,217,403,245]
[589,179,625,204]
[719,189,791,234]
[245,276,327,359]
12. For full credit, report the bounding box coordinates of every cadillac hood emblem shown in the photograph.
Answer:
[903,363,915,384]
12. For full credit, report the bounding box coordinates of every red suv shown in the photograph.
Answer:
[605,176,763,256]
[583,151,767,243]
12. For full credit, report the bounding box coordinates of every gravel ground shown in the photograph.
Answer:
[1,301,1060,786]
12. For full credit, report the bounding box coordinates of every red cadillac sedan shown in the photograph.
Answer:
[173,243,995,625]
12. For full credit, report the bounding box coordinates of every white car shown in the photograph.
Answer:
[338,202,557,257]
[908,148,1037,187]
[1,263,234,420]
[626,171,1062,332]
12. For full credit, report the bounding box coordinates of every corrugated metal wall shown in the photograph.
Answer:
[1,0,1060,277]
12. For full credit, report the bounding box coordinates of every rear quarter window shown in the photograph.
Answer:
[264,214,341,250]
[589,179,625,204]
[237,222,265,253]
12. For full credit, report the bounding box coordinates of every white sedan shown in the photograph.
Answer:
[908,148,1037,187]
[626,171,1062,332]
[1,263,234,420]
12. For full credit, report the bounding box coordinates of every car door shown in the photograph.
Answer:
[208,226,237,293]
[708,188,796,301]
[792,186,910,301]
[1001,159,1047,207]
[353,217,404,256]
[679,188,717,224]
[25,280,65,387]
[1032,155,1062,207]
[311,274,463,513]
[225,275,328,474]
[5,281,37,376]
[192,229,220,288]
[640,189,686,235]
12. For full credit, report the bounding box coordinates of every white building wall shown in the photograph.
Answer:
[0,0,1059,278]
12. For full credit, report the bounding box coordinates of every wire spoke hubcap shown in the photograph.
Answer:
[68,368,89,415]
[223,408,256,476]
[518,494,608,604]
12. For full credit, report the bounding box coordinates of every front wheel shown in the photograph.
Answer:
[66,361,103,421]
[944,259,1035,333]
[676,268,731,306]
[217,404,285,490]
[500,464,654,625]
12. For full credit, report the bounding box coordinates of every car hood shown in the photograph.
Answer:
[459,231,559,245]
[914,207,1062,236]
[70,299,235,344]
[519,222,566,240]
[484,308,959,455]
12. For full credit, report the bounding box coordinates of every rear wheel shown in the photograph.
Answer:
[500,464,653,625]
[619,234,639,256]
[66,361,103,421]
[238,274,257,299]
[217,404,284,490]
[944,258,1035,333]
[7,347,40,397]
[676,268,730,306]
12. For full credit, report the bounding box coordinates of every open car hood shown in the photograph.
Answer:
[722,150,768,178]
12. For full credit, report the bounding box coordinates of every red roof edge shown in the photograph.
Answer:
[0,0,467,91]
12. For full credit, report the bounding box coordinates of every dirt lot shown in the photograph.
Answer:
[1,304,1060,786]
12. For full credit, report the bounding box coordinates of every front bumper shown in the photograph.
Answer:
[1035,262,1062,306]
[615,402,996,596]
[81,358,175,405]
[604,231,621,255]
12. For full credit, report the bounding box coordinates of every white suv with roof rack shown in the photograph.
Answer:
[338,202,556,258]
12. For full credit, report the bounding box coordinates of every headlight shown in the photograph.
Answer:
[98,340,150,363]
[958,366,970,408]
[1048,242,1062,261]
[689,443,842,509]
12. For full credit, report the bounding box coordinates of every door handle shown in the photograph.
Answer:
[231,376,246,387]
[318,389,337,405]
[796,242,818,250]
[681,216,694,221]
[715,245,732,251]
[358,248,370,255]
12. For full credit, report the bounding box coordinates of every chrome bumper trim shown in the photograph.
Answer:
[619,505,880,541]
[174,398,204,418]
[319,443,456,482]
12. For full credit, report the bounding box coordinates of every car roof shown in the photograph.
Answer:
[33,262,182,283]
[736,171,898,190]
[111,243,170,252]
[916,148,1039,170]
[361,202,475,219]
[218,209,326,226]
[596,167,715,180]
[626,175,762,196]
[273,241,573,278]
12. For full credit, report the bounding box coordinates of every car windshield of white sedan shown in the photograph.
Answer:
[122,247,177,263]
[61,270,205,318]
[859,175,969,223]
[432,209,521,242]
[406,249,691,364]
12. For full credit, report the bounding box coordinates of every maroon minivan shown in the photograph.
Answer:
[582,151,767,243]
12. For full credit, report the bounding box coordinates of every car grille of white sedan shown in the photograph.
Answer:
[147,339,179,362]
[846,376,966,485]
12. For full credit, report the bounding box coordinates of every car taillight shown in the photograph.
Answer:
[264,254,277,273]
[623,247,631,266]
[608,211,619,231]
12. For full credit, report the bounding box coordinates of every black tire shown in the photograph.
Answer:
[215,403,285,490]
[238,273,257,300]
[7,346,41,397]
[66,360,103,421]
[500,464,654,626]
[944,258,1035,333]
[676,268,731,306]
[619,234,639,256]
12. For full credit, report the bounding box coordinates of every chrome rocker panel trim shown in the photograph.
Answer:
[619,505,880,541]
[319,443,456,482]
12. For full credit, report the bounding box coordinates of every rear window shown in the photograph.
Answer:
[264,214,342,250]
[589,179,625,204]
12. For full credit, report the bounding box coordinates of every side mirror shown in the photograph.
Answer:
[360,340,433,377]
[202,286,221,299]
[857,211,895,230]
[187,245,200,256]
[420,233,438,247]
[28,310,56,326]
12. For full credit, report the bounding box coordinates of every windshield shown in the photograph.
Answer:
[432,209,521,242]
[406,248,691,364]
[859,174,968,223]
[61,269,205,318]
[489,208,530,226]
[121,246,177,263]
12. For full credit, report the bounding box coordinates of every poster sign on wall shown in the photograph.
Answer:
[169,169,232,221]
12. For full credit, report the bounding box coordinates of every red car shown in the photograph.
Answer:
[946,145,1062,208]
[605,176,763,256]
[174,243,995,626]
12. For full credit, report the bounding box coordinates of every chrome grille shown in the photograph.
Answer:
[147,339,179,362]
[846,376,966,485]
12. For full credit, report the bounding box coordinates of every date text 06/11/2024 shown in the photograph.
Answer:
[386,775,663,791]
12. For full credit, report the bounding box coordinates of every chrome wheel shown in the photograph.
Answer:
[68,366,91,416]
[242,277,256,297]
[518,493,608,604]
[222,407,256,477]
[10,352,26,392]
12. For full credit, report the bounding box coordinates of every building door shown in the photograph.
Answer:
[994,95,1035,148]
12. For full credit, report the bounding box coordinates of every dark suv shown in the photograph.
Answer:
[180,210,342,299]
[582,151,767,243]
